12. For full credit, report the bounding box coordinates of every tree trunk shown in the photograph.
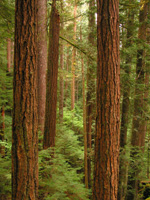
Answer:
[12,0,38,199]
[86,0,96,189]
[37,0,47,136]
[93,1,120,199]
[71,2,77,110]
[118,1,135,199]
[43,2,60,149]
[59,0,64,124]
[64,46,70,107]
[126,2,148,200]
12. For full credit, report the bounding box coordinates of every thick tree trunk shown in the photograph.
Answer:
[93,1,120,200]
[86,0,96,189]
[71,2,77,110]
[37,0,47,136]
[118,2,134,199]
[126,2,148,200]
[43,3,60,149]
[12,0,38,199]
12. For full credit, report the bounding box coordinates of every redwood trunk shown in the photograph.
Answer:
[93,1,120,199]
[43,3,60,149]
[37,0,47,135]
[12,0,38,199]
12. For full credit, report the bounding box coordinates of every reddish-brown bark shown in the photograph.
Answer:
[93,1,120,199]
[12,0,38,199]
[37,0,47,135]
[43,3,60,149]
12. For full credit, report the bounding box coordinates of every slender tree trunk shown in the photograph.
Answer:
[64,47,70,107]
[86,0,96,189]
[71,1,77,110]
[126,2,148,200]
[80,26,88,189]
[59,0,64,123]
[12,0,38,199]
[7,38,11,72]
[43,2,60,149]
[93,1,120,199]
[118,2,135,199]
[37,0,47,136]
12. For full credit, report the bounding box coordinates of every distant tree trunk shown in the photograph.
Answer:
[126,2,148,200]
[59,0,64,123]
[0,106,5,157]
[118,1,134,199]
[71,1,77,110]
[80,26,88,189]
[37,0,47,136]
[64,46,70,107]
[43,2,60,149]
[86,0,96,189]
[12,0,38,199]
[93,1,120,199]
[7,38,11,72]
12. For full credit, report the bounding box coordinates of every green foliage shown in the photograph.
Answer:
[0,140,11,198]
[39,127,90,200]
